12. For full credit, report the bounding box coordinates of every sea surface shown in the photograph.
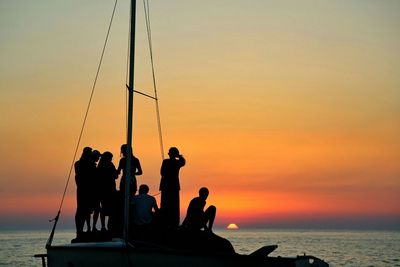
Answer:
[0,229,399,266]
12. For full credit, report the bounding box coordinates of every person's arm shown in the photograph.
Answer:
[160,159,167,176]
[117,159,123,175]
[74,162,80,186]
[135,158,143,176]
[178,155,186,167]
[159,160,167,191]
[111,163,118,180]
[152,197,159,212]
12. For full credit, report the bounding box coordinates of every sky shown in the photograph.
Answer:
[0,0,399,230]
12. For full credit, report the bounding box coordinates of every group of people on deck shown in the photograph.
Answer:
[74,145,216,239]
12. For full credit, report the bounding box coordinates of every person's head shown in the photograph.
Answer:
[92,150,101,162]
[120,144,133,157]
[81,147,92,160]
[101,151,113,162]
[199,187,209,201]
[168,147,179,159]
[120,144,127,156]
[138,184,149,195]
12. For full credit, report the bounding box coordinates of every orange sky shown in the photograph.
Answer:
[1,1,399,229]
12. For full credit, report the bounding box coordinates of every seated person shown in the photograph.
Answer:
[181,187,216,232]
[131,184,159,226]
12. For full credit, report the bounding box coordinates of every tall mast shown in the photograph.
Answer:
[123,0,137,241]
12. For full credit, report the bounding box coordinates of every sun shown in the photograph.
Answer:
[226,223,239,230]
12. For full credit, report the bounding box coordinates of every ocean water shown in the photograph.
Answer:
[0,229,399,266]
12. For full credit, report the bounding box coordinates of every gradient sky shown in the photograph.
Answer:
[1,0,399,230]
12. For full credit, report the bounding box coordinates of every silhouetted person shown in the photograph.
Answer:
[117,144,142,197]
[90,150,102,232]
[96,151,117,232]
[74,146,96,238]
[159,147,186,228]
[181,187,216,232]
[131,184,159,226]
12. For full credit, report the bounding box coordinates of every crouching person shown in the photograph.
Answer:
[130,184,159,239]
[181,187,216,232]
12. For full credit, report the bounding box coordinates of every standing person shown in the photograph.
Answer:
[181,187,216,232]
[159,147,186,228]
[97,151,118,231]
[90,150,102,232]
[74,147,96,238]
[117,144,143,197]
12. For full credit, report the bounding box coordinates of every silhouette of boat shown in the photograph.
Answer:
[37,1,329,266]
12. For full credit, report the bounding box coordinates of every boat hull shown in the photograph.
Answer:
[47,240,328,267]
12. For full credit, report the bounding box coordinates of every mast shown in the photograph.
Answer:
[123,0,137,241]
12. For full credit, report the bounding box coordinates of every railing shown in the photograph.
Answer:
[34,254,47,267]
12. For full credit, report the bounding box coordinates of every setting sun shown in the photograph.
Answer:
[227,223,239,230]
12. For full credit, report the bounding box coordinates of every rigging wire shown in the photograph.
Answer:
[143,0,165,160]
[46,0,119,247]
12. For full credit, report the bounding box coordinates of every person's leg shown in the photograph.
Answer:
[85,213,92,232]
[100,213,106,230]
[160,191,172,228]
[172,191,180,227]
[75,208,84,237]
[204,205,216,231]
[76,191,85,237]
[92,209,99,231]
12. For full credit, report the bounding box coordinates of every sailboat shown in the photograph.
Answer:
[38,1,329,266]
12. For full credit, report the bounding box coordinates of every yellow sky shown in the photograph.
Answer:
[0,0,399,229]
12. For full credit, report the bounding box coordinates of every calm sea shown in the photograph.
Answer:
[0,229,399,266]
